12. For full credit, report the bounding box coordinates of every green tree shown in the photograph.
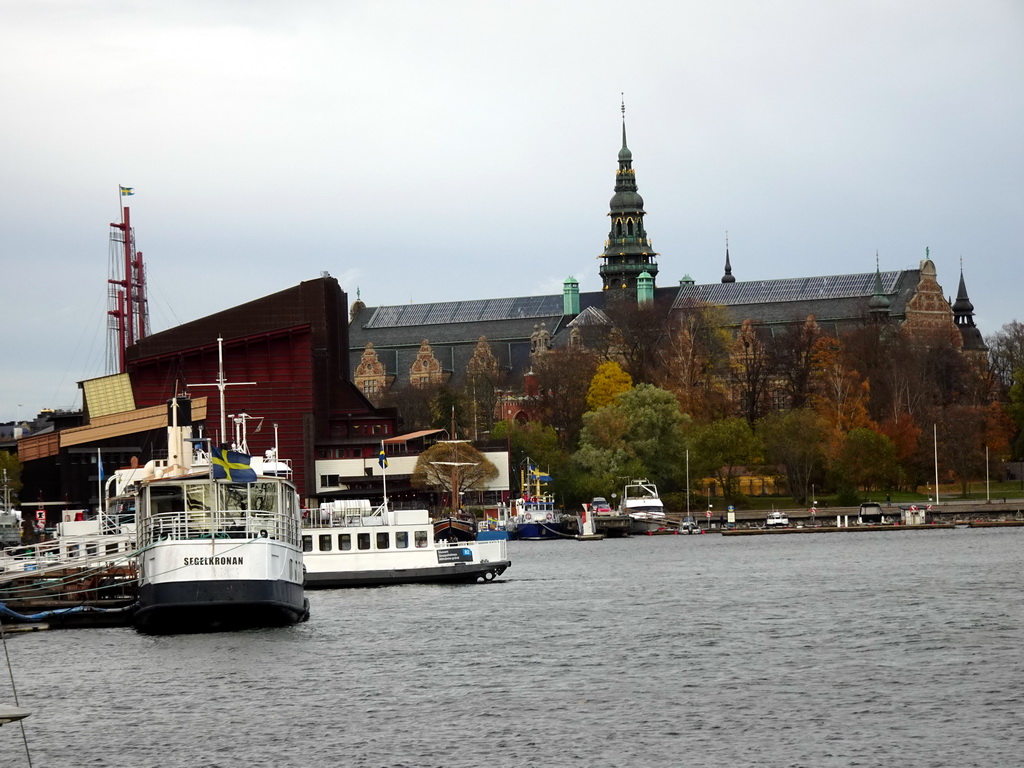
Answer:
[587,361,633,411]
[0,451,23,507]
[493,420,567,496]
[691,417,761,501]
[574,384,689,497]
[757,409,828,504]
[837,428,898,493]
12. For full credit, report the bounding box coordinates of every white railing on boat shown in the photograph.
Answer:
[0,533,138,581]
[138,508,300,547]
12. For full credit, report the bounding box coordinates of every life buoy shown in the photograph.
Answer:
[546,512,553,521]
[525,513,532,521]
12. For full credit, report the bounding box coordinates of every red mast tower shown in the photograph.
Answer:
[107,188,149,373]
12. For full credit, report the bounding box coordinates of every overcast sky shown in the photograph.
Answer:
[2,1,1022,422]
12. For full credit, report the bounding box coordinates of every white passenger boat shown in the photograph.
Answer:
[620,479,668,533]
[765,511,790,528]
[302,499,511,587]
[120,397,308,634]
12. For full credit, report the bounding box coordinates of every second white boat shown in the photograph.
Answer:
[302,500,511,587]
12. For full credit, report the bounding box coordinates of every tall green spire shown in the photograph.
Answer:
[599,98,659,296]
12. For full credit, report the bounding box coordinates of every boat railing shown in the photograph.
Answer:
[0,532,139,582]
[301,508,385,529]
[139,507,299,547]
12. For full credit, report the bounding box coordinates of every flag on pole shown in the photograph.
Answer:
[211,447,257,483]
[378,443,388,469]
[119,186,134,196]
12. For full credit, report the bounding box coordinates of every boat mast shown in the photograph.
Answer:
[190,337,256,446]
[450,407,458,512]
[106,188,149,373]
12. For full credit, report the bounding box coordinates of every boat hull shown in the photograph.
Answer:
[135,579,308,634]
[512,521,566,540]
[305,558,510,588]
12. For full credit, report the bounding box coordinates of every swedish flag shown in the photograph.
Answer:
[120,186,134,196]
[378,444,388,469]
[211,447,257,483]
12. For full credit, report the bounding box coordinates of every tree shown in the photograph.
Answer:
[757,409,828,504]
[601,296,675,385]
[0,451,22,506]
[661,301,733,422]
[810,336,875,445]
[934,403,1015,495]
[690,417,761,502]
[492,420,567,496]
[574,384,689,496]
[769,315,822,410]
[530,347,599,447]
[1009,368,1024,460]
[986,320,1024,391]
[837,428,898,493]
[411,442,499,508]
[734,319,774,424]
[587,361,633,411]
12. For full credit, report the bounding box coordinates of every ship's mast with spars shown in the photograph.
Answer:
[106,186,150,373]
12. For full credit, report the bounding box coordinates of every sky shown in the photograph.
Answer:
[1,0,1022,422]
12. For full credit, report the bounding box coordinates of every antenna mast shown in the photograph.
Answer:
[106,190,149,373]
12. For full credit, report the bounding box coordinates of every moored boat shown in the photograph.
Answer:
[507,495,568,540]
[765,511,790,528]
[302,499,510,587]
[124,395,308,634]
[620,479,668,534]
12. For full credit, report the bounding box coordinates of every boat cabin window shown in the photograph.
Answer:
[339,533,352,551]
[186,484,212,511]
[318,534,332,551]
[106,543,119,555]
[221,484,249,511]
[302,535,313,552]
[376,532,389,549]
[250,482,278,512]
[357,532,371,550]
[149,485,185,516]
[396,531,409,548]
[414,530,428,548]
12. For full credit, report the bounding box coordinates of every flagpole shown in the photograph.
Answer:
[97,447,104,515]
[380,440,388,509]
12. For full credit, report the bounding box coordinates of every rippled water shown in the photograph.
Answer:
[4,528,1023,767]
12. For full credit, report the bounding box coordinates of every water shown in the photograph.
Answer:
[4,528,1023,767]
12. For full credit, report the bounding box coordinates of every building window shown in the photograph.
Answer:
[339,534,352,551]
[357,532,371,550]
[318,534,332,552]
